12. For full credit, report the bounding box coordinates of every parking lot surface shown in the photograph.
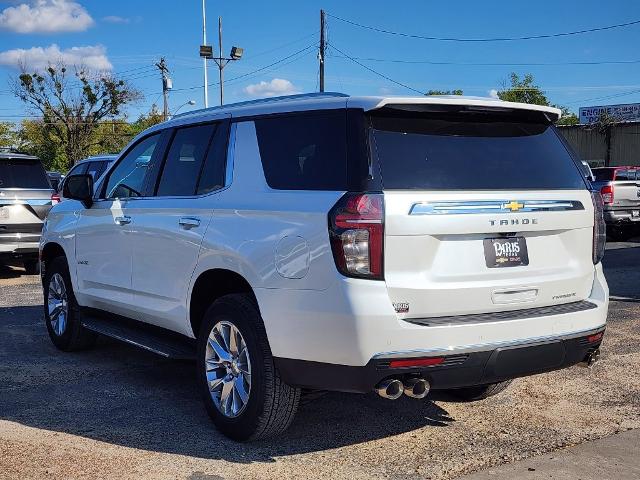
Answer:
[1,240,639,480]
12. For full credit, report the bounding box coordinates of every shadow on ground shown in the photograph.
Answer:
[0,304,454,463]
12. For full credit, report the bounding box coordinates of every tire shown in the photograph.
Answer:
[196,293,300,441]
[607,226,634,242]
[43,256,96,351]
[449,380,513,401]
[23,258,40,275]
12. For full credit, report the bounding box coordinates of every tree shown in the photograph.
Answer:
[557,108,579,126]
[426,89,463,96]
[15,120,66,172]
[497,73,551,106]
[0,122,17,148]
[11,62,141,170]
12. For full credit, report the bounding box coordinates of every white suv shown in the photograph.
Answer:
[40,93,608,441]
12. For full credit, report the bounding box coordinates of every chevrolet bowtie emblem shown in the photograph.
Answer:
[503,201,525,212]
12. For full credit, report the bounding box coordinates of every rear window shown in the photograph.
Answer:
[0,158,51,189]
[614,169,638,181]
[369,113,586,190]
[593,168,615,181]
[254,111,348,190]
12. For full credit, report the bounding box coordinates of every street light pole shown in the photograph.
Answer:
[218,16,224,106]
[211,16,243,106]
[202,0,209,108]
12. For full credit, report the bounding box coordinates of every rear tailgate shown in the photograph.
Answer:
[384,190,594,319]
[368,105,594,320]
[611,169,640,210]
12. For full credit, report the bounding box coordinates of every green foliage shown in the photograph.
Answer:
[497,73,551,106]
[426,89,463,96]
[11,62,141,170]
[0,121,17,148]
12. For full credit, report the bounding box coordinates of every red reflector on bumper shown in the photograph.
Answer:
[389,357,444,368]
[587,332,604,344]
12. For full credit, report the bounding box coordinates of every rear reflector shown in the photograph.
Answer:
[51,193,60,205]
[389,357,445,368]
[587,332,604,344]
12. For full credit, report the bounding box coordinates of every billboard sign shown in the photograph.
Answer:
[579,103,640,124]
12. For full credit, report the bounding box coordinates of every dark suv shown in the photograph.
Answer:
[0,151,56,274]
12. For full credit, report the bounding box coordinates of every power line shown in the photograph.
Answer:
[171,43,317,93]
[566,88,640,105]
[329,56,640,67]
[327,43,424,95]
[326,12,640,42]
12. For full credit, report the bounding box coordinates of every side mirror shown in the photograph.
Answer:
[63,174,94,208]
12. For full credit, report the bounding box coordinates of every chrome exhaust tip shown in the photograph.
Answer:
[375,378,404,400]
[580,348,601,368]
[403,378,430,399]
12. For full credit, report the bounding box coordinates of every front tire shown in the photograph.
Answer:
[449,380,512,401]
[23,258,40,275]
[196,293,300,441]
[43,256,96,351]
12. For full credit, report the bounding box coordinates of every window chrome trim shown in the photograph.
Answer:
[409,199,584,215]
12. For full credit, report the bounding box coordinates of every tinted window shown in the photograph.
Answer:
[105,135,160,199]
[196,122,229,195]
[0,159,50,189]
[369,114,586,190]
[254,111,348,190]
[69,162,89,176]
[157,124,216,196]
[593,168,615,181]
[86,161,104,180]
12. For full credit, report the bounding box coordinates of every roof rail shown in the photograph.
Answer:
[172,92,349,119]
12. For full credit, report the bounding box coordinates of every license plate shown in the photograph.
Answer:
[484,237,529,268]
[0,207,8,219]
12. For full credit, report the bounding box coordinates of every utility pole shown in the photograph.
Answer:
[156,57,171,121]
[202,0,209,108]
[319,9,326,92]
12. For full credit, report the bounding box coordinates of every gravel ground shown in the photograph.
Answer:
[0,240,639,480]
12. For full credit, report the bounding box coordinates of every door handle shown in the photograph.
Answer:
[115,215,131,225]
[179,217,201,229]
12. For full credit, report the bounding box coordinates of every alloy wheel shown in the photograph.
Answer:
[205,321,252,418]
[47,273,68,336]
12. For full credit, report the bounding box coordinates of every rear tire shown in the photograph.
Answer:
[196,293,300,441]
[449,380,512,401]
[23,258,40,275]
[607,226,634,242]
[43,256,96,351]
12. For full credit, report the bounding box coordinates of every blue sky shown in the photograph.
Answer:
[1,0,639,121]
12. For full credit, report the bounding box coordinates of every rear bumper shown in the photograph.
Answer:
[274,327,605,393]
[603,209,640,224]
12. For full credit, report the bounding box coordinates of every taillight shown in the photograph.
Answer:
[591,191,606,264]
[328,192,384,280]
[51,193,60,205]
[600,185,614,205]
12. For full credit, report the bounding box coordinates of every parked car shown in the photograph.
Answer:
[0,151,57,274]
[47,171,64,191]
[591,166,640,241]
[40,92,608,441]
[58,155,117,199]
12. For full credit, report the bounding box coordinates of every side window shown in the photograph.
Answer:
[86,161,103,180]
[196,121,229,195]
[69,162,89,176]
[104,134,160,199]
[254,111,348,190]
[156,124,216,197]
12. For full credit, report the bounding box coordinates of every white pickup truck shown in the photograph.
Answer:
[592,166,640,241]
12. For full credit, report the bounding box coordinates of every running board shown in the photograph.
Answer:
[80,312,196,360]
